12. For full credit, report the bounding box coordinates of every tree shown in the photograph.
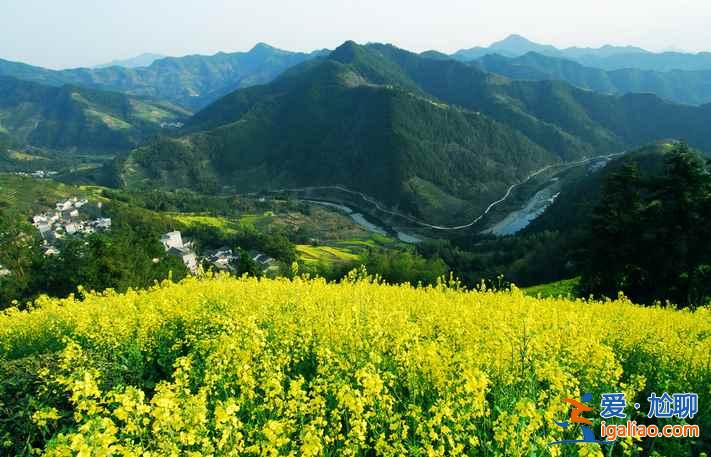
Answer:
[232,249,261,277]
[363,248,448,285]
[0,211,41,307]
[582,161,646,300]
[582,143,711,307]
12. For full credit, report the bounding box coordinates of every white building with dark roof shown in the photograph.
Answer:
[161,231,184,250]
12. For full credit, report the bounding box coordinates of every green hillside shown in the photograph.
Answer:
[110,42,711,227]
[361,43,711,156]
[118,47,557,225]
[525,142,679,233]
[0,44,323,110]
[0,76,188,154]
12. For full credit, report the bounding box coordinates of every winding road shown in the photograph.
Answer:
[270,152,626,231]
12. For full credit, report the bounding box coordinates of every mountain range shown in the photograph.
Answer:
[108,41,711,225]
[2,37,711,226]
[0,44,325,111]
[452,34,711,72]
[471,52,711,106]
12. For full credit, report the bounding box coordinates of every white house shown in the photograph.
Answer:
[93,218,112,230]
[161,231,184,250]
[182,252,198,274]
[166,246,199,274]
[252,253,275,266]
[37,223,52,239]
[0,265,10,278]
[56,200,73,212]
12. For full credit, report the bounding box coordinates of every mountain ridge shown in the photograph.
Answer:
[108,41,711,225]
[0,44,325,110]
[471,51,711,105]
[452,34,711,71]
[0,75,188,154]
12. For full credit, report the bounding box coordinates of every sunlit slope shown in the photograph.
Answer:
[116,42,711,226]
[0,75,188,153]
[119,54,555,225]
[1,275,708,456]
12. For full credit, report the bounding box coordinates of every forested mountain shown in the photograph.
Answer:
[0,44,324,110]
[576,52,711,72]
[452,34,711,72]
[520,142,711,307]
[472,52,711,105]
[0,76,188,153]
[119,56,554,224]
[526,143,678,234]
[110,41,711,225]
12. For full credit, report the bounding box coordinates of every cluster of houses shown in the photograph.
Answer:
[159,230,277,275]
[14,170,58,179]
[160,121,184,129]
[32,197,112,255]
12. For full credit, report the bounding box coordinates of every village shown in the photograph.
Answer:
[27,196,277,276]
[13,170,59,179]
[159,230,278,275]
[32,197,112,256]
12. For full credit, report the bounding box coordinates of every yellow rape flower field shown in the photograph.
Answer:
[0,273,709,456]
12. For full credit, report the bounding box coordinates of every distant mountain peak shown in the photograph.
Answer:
[496,34,534,45]
[251,42,277,52]
[336,40,360,49]
[94,53,166,69]
[330,40,362,62]
[488,34,561,57]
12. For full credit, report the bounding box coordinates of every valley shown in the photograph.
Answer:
[3,38,711,303]
[0,36,709,302]
[2,7,711,454]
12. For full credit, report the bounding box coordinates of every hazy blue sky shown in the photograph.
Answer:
[2,0,710,69]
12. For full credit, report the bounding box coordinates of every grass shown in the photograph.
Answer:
[0,173,104,217]
[85,109,133,131]
[129,99,191,123]
[7,150,46,162]
[296,244,360,264]
[170,208,395,268]
[524,277,581,298]
[238,213,272,226]
[172,214,241,235]
[0,176,402,274]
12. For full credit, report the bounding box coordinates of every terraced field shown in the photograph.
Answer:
[296,244,361,264]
